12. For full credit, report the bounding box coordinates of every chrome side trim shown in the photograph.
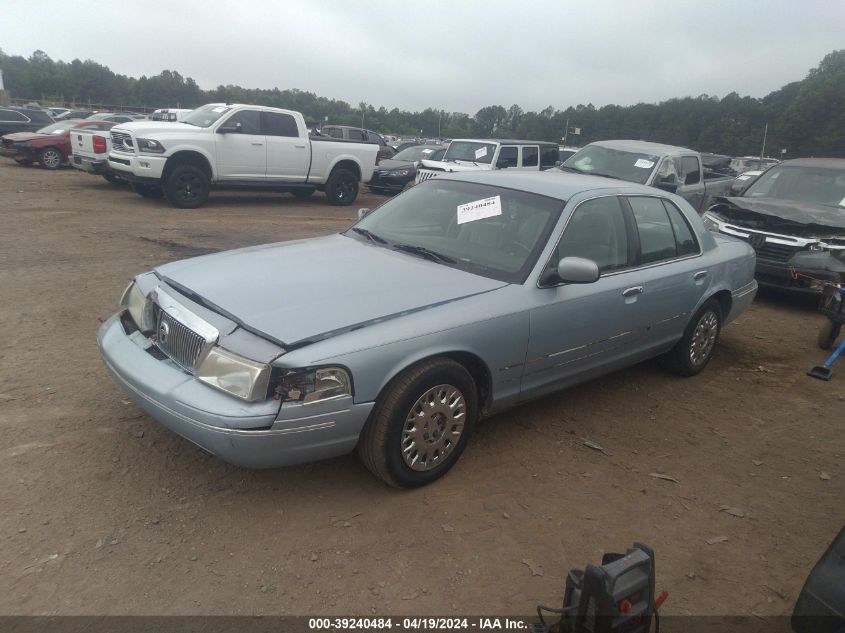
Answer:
[527,330,632,365]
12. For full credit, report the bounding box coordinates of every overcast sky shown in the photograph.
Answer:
[3,0,843,113]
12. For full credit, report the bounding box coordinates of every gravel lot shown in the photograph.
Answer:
[0,161,842,617]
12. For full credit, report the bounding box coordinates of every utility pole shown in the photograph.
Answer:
[563,118,569,147]
[760,122,768,161]
[438,110,442,138]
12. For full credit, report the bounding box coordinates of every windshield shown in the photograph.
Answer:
[37,122,77,135]
[743,165,845,208]
[394,146,443,161]
[443,141,497,164]
[349,180,564,283]
[182,104,232,128]
[562,146,661,184]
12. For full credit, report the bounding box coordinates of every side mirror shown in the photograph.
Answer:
[655,175,679,194]
[496,159,510,169]
[357,208,371,220]
[218,122,242,134]
[557,256,600,284]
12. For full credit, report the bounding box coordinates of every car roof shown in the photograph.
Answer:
[453,138,557,147]
[433,169,658,200]
[778,157,845,169]
[588,139,696,155]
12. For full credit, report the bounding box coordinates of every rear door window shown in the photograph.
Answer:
[662,200,699,256]
[541,146,559,169]
[263,112,299,137]
[323,127,342,138]
[521,146,539,167]
[628,196,678,263]
[348,128,366,141]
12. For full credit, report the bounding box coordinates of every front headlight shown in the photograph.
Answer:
[136,138,165,153]
[120,282,155,332]
[701,212,720,232]
[275,367,352,405]
[196,347,271,401]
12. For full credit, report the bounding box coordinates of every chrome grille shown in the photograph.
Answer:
[742,235,802,262]
[155,309,205,372]
[111,131,134,153]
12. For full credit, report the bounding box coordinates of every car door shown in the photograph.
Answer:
[497,145,518,169]
[522,195,652,397]
[676,155,706,211]
[623,195,709,351]
[519,145,540,171]
[264,111,309,182]
[214,109,266,180]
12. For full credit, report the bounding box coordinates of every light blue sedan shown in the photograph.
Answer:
[97,171,757,487]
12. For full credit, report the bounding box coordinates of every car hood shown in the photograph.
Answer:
[377,158,415,170]
[155,233,508,347]
[111,121,201,136]
[710,196,845,234]
[2,132,51,142]
[420,159,493,171]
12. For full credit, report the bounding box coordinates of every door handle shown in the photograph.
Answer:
[693,270,708,280]
[251,142,264,146]
[294,144,306,149]
[622,286,644,297]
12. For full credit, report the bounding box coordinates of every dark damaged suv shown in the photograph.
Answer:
[702,158,845,293]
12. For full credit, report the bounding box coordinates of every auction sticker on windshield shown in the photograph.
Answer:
[457,195,502,225]
[474,146,488,159]
[634,158,655,169]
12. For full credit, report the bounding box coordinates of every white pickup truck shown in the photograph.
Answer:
[70,126,123,184]
[107,103,379,208]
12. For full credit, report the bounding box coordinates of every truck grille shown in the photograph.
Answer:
[414,169,441,184]
[742,235,802,262]
[154,309,206,372]
[111,131,134,153]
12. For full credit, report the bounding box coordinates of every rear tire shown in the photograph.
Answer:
[325,168,358,206]
[818,319,841,351]
[659,299,722,377]
[130,182,164,199]
[357,357,477,488]
[164,164,210,209]
[38,147,63,170]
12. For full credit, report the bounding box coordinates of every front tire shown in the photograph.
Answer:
[818,319,841,351]
[659,299,722,376]
[358,358,477,488]
[164,165,210,209]
[325,168,358,206]
[130,182,164,199]
[38,147,63,170]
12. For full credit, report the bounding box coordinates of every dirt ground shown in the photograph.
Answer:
[0,160,842,618]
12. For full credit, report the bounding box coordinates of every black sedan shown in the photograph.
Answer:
[368,144,447,195]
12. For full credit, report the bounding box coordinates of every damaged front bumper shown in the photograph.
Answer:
[704,212,845,293]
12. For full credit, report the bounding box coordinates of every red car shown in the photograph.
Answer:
[0,119,117,170]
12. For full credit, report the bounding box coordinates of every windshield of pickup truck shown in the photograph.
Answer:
[442,141,497,165]
[38,121,78,135]
[181,104,232,128]
[349,179,563,283]
[562,146,662,184]
[744,164,845,208]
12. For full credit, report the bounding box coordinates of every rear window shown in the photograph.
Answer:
[0,109,29,122]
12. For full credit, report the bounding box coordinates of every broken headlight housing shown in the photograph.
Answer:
[274,367,352,405]
[701,212,721,232]
[196,347,271,402]
[120,281,155,332]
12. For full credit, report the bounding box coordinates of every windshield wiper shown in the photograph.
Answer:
[558,165,582,173]
[351,227,388,244]
[392,243,456,264]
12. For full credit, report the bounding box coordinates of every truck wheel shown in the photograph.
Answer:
[165,165,210,209]
[292,189,314,200]
[325,168,358,206]
[38,147,63,170]
[357,357,477,488]
[659,299,722,377]
[817,319,842,351]
[130,183,164,199]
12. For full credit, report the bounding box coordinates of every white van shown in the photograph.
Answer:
[151,108,193,122]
